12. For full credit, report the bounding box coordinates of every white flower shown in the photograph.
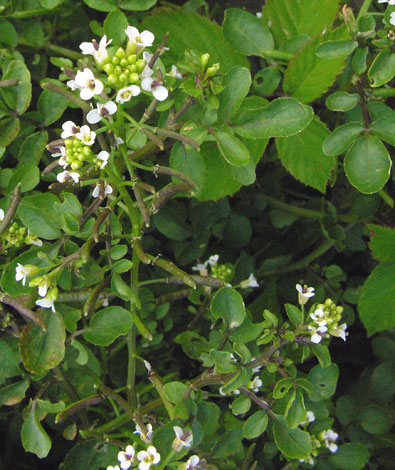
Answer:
[240,273,259,289]
[330,323,348,341]
[134,423,153,443]
[299,455,315,466]
[118,445,135,470]
[80,35,112,63]
[310,308,327,326]
[378,0,395,4]
[93,183,113,198]
[256,12,262,18]
[296,284,315,305]
[57,170,80,184]
[76,125,96,145]
[309,325,328,344]
[87,101,117,124]
[107,466,120,470]
[167,65,182,79]
[137,446,160,470]
[321,429,339,453]
[61,121,79,139]
[141,75,168,101]
[179,455,200,470]
[74,68,104,100]
[51,146,68,168]
[116,85,141,104]
[192,262,208,277]
[390,11,395,25]
[125,26,155,50]
[67,79,79,91]
[25,230,43,247]
[172,426,193,452]
[0,209,4,221]
[36,287,58,313]
[96,150,110,169]
[301,411,316,426]
[248,376,262,392]
[207,254,219,266]
[15,263,36,286]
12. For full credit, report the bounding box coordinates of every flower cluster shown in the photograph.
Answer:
[299,428,338,466]
[109,444,160,470]
[0,210,42,252]
[308,298,348,344]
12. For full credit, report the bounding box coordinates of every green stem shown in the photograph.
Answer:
[367,88,395,98]
[2,8,62,18]
[258,50,293,61]
[378,189,394,208]
[126,327,137,408]
[18,37,83,60]
[357,0,373,21]
[146,364,175,420]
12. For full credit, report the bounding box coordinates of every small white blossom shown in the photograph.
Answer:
[240,273,259,289]
[309,325,328,344]
[296,284,315,305]
[74,68,104,100]
[80,35,112,63]
[141,75,168,101]
[116,85,141,104]
[92,183,112,198]
[38,279,50,298]
[256,12,263,18]
[390,11,395,25]
[51,146,68,168]
[87,101,117,124]
[36,287,58,313]
[114,136,124,147]
[0,209,4,221]
[76,125,96,145]
[137,446,160,470]
[125,26,155,50]
[299,455,315,466]
[321,429,339,453]
[301,411,316,426]
[61,121,79,139]
[134,423,153,443]
[118,445,135,470]
[172,426,193,452]
[248,376,263,392]
[66,79,79,91]
[57,170,80,184]
[25,230,43,247]
[96,150,110,169]
[107,466,120,470]
[330,323,348,341]
[310,308,327,326]
[15,264,36,286]
[167,65,182,79]
[179,455,200,470]
[207,254,219,266]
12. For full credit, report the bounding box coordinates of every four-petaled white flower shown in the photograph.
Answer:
[308,325,328,344]
[167,65,182,79]
[296,284,315,305]
[390,11,395,25]
[25,230,43,247]
[93,183,113,198]
[172,426,193,452]
[321,429,339,453]
[134,423,153,443]
[137,446,160,470]
[125,26,155,50]
[310,308,327,326]
[36,287,58,313]
[179,455,200,470]
[80,35,112,63]
[76,125,96,145]
[301,410,316,426]
[74,68,104,100]
[248,376,262,392]
[61,121,79,139]
[207,255,219,266]
[240,273,259,289]
[15,264,37,286]
[57,170,80,184]
[116,85,141,104]
[141,68,168,102]
[118,445,135,470]
[96,150,110,169]
[87,101,117,124]
[330,323,348,341]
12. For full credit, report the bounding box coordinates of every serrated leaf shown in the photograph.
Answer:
[222,8,274,56]
[368,49,395,87]
[142,8,249,73]
[232,97,313,140]
[83,306,133,346]
[368,224,395,263]
[218,66,251,124]
[21,404,51,458]
[262,0,339,47]
[359,262,395,336]
[276,118,334,193]
[214,131,250,167]
[344,135,392,194]
[273,416,312,459]
[283,26,349,104]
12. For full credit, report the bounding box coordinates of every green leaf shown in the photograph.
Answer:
[273,416,312,459]
[311,344,331,368]
[344,135,392,194]
[169,142,206,191]
[212,427,243,458]
[163,381,189,404]
[1,60,32,114]
[277,118,333,193]
[8,164,40,193]
[358,262,395,336]
[358,404,393,434]
[211,287,246,328]
[329,443,369,470]
[197,402,220,436]
[243,410,268,439]
[326,92,359,112]
[0,19,18,47]
[368,224,395,263]
[308,363,339,402]
[0,380,29,406]
[37,86,69,126]
[20,311,66,375]
[22,20,45,48]
[0,339,21,381]
[63,440,118,470]
[273,378,293,399]
[18,193,62,239]
[222,8,274,56]
[336,395,357,426]
[322,122,364,156]
[142,8,249,73]
[285,390,306,428]
[283,26,349,104]
[113,259,133,273]
[209,350,238,373]
[83,306,133,346]
[110,245,128,260]
[153,206,192,241]
[316,40,357,59]
[21,404,51,458]
[218,66,251,124]
[368,49,395,87]
[232,97,313,140]
[214,131,250,167]
[119,0,157,9]
[18,131,48,165]
[104,9,129,47]
[352,46,368,74]
[82,0,117,11]
[285,304,303,326]
[261,0,340,47]
[232,395,251,415]
[0,118,20,147]
[370,119,395,147]
[40,0,63,7]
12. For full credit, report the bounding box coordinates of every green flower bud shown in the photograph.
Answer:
[325,298,333,308]
[201,53,210,70]
[267,362,278,373]
[115,47,126,59]
[120,58,128,67]
[71,161,83,170]
[136,59,146,72]
[72,139,80,148]
[128,64,137,73]
[126,40,137,56]
[336,306,344,315]
[129,72,139,83]
[112,56,120,65]
[108,74,118,85]
[82,146,91,156]
[77,153,85,161]
[103,63,114,74]
[114,66,122,76]
[127,54,137,64]
[206,63,220,77]
[65,139,73,148]
[119,73,128,83]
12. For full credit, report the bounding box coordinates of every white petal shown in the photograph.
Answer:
[152,85,168,101]
[93,79,104,95]
[57,170,68,183]
[141,77,153,91]
[92,185,100,198]
[173,426,183,439]
[87,109,101,124]
[125,26,139,42]
[0,209,4,221]
[140,30,155,47]
[80,88,95,100]
[38,284,48,297]
[80,41,95,55]
[105,100,117,115]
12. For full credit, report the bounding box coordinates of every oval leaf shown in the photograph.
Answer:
[322,122,364,156]
[273,416,312,459]
[211,287,246,328]
[316,40,358,59]
[21,404,51,458]
[368,49,395,87]
[243,410,268,439]
[326,92,359,112]
[218,66,251,124]
[83,306,133,346]
[214,131,250,166]
[329,443,369,470]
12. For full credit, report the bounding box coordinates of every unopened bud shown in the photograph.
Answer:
[201,53,210,71]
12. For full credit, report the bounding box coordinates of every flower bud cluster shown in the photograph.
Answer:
[3,223,26,248]
[64,138,94,170]
[211,263,232,281]
[102,48,146,88]
[308,298,348,343]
